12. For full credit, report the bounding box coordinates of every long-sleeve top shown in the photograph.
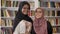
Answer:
[13,20,32,34]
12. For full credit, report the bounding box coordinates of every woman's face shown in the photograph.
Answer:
[22,4,29,15]
[35,9,43,19]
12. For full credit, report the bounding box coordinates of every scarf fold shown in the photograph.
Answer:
[33,17,48,34]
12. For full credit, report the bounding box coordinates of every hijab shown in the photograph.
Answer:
[13,1,33,33]
[33,8,48,34]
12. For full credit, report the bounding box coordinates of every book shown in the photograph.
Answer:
[13,1,16,7]
[48,2,50,8]
[57,11,60,16]
[13,1,20,7]
[15,1,19,7]
[31,10,35,16]
[1,28,12,34]
[50,2,55,8]
[29,2,35,9]
[6,10,14,17]
[48,18,56,26]
[58,19,60,25]
[6,1,11,7]
[13,11,17,17]
[6,19,13,26]
[2,9,15,17]
[48,10,55,16]
[8,19,13,26]
[57,27,60,33]
[1,28,5,34]
[44,10,50,16]
[1,9,4,17]
[3,9,7,17]
[49,11,52,16]
[55,2,60,8]
[53,28,57,33]
[52,11,55,16]
[1,0,5,7]
[1,19,6,26]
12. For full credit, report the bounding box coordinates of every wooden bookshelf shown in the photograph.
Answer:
[1,0,60,34]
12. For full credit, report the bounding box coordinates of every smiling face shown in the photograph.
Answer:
[22,4,30,15]
[35,8,44,19]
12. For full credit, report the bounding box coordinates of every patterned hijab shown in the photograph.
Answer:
[33,8,48,34]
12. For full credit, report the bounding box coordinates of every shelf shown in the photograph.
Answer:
[45,16,60,18]
[41,7,60,11]
[0,26,12,28]
[1,7,35,10]
[30,16,60,18]
[53,33,60,34]
[1,17,15,19]
[52,25,60,27]
[1,7,18,11]
[1,26,12,28]
[6,0,35,2]
[40,0,60,2]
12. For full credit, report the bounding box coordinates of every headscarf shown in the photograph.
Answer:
[13,1,33,33]
[33,8,48,34]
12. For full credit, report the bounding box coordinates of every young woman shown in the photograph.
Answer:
[13,1,36,34]
[33,8,53,34]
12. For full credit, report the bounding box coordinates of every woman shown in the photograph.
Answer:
[33,8,53,34]
[13,1,36,34]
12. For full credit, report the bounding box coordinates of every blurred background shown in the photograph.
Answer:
[0,0,60,34]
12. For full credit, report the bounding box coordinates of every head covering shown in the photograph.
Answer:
[33,8,48,34]
[13,1,33,32]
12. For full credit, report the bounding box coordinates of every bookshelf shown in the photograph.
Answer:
[1,0,60,34]
[1,0,36,34]
[38,0,60,34]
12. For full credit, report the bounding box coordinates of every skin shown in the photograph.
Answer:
[22,4,29,15]
[35,8,43,19]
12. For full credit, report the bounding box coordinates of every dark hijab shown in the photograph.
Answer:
[13,1,35,34]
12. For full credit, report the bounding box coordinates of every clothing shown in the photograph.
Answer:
[13,1,36,34]
[33,8,52,34]
[47,21,53,34]
[33,18,48,34]
[13,20,32,34]
[13,1,31,32]
[33,21,52,34]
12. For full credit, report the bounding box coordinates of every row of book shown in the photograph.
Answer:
[1,0,35,9]
[1,27,12,34]
[40,1,60,8]
[44,10,60,16]
[0,18,13,26]
[1,9,60,17]
[47,18,60,26]
[1,9,17,17]
[53,27,60,33]
[0,17,60,27]
[29,10,60,16]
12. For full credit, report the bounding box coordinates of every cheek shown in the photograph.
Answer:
[40,13,43,16]
[22,9,25,12]
[35,13,43,18]
[22,9,28,13]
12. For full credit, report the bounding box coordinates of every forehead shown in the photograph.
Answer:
[37,9,42,12]
[23,4,29,7]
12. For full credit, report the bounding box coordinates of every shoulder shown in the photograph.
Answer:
[47,21,51,25]
[47,21,53,34]
[46,21,52,28]
[20,20,32,25]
